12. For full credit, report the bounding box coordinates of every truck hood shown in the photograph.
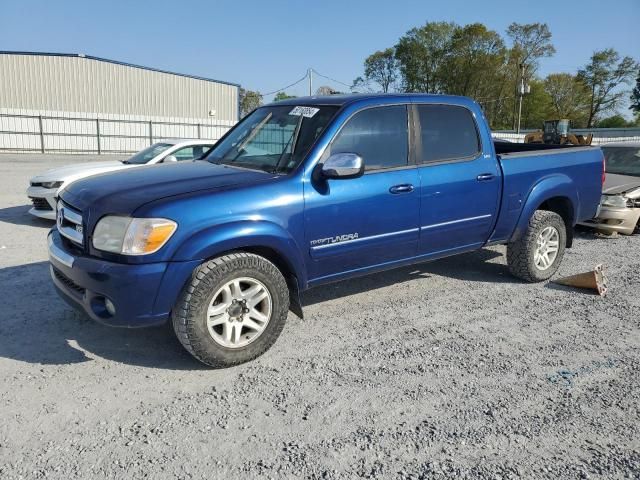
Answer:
[60,161,276,216]
[603,173,640,196]
[31,160,128,183]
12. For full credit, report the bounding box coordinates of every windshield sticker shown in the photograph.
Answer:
[289,106,320,118]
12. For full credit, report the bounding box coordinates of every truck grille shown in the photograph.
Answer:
[57,202,84,246]
[52,267,86,296]
[29,197,53,211]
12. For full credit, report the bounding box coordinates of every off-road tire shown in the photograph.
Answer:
[507,210,567,282]
[172,253,289,368]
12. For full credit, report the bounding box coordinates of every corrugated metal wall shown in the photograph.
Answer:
[0,53,238,123]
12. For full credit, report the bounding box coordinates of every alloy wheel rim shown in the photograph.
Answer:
[534,226,559,271]
[206,277,272,349]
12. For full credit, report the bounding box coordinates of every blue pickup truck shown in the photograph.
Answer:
[49,94,604,367]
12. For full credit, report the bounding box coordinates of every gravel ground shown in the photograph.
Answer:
[0,154,639,480]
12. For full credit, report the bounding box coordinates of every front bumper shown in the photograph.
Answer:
[26,185,58,220]
[48,230,199,327]
[579,206,640,235]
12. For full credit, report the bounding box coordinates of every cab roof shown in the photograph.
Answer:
[270,93,474,107]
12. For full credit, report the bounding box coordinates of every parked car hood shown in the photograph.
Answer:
[59,161,276,216]
[603,173,640,196]
[31,160,131,184]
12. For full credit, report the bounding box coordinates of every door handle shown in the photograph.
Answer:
[389,184,414,194]
[476,173,495,182]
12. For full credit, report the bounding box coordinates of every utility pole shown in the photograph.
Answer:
[516,63,526,134]
[308,68,313,96]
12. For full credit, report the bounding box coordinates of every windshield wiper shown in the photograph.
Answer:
[209,159,271,173]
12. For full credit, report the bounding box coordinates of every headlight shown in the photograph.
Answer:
[41,181,63,189]
[600,195,628,208]
[92,216,177,255]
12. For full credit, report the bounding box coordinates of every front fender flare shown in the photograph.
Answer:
[171,220,307,288]
[510,174,579,243]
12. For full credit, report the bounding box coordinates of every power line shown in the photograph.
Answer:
[310,69,353,90]
[261,72,309,96]
[259,68,354,98]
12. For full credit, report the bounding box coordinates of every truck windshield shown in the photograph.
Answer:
[602,147,640,177]
[206,105,339,173]
[123,143,173,164]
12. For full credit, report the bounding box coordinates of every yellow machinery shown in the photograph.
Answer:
[525,119,593,146]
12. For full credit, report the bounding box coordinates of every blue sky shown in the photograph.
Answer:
[1,0,638,105]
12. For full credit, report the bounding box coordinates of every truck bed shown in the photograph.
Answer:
[488,143,604,244]
[493,140,586,156]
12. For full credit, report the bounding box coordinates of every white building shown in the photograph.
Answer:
[0,51,239,153]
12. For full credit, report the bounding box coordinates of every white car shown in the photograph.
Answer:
[27,138,216,220]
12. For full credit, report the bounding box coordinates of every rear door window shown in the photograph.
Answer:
[328,105,409,171]
[415,105,480,164]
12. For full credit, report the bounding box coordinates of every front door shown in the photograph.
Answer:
[304,104,420,283]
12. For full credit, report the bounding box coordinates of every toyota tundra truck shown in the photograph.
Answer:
[48,94,604,367]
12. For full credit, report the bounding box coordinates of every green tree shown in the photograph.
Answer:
[350,76,369,93]
[394,21,457,93]
[506,23,556,129]
[273,92,296,101]
[440,23,509,128]
[630,69,640,116]
[506,23,555,70]
[577,49,638,127]
[543,73,591,127]
[442,23,507,97]
[361,48,399,93]
[520,79,553,129]
[595,115,635,128]
[239,88,262,117]
[353,20,561,130]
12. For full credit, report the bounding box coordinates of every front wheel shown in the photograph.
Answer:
[172,253,289,367]
[507,210,567,282]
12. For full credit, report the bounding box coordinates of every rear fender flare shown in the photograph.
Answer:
[510,174,579,243]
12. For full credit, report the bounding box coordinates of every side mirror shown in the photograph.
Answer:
[320,153,364,179]
[163,155,178,163]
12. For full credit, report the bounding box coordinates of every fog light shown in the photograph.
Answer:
[104,298,116,316]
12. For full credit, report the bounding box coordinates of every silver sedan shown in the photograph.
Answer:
[581,142,640,235]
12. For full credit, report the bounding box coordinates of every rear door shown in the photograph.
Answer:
[413,103,500,255]
[304,104,420,283]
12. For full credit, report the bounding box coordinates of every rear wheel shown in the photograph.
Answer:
[172,253,289,367]
[507,210,566,282]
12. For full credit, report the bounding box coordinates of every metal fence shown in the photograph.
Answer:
[492,128,640,145]
[0,112,234,154]
[2,111,639,154]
